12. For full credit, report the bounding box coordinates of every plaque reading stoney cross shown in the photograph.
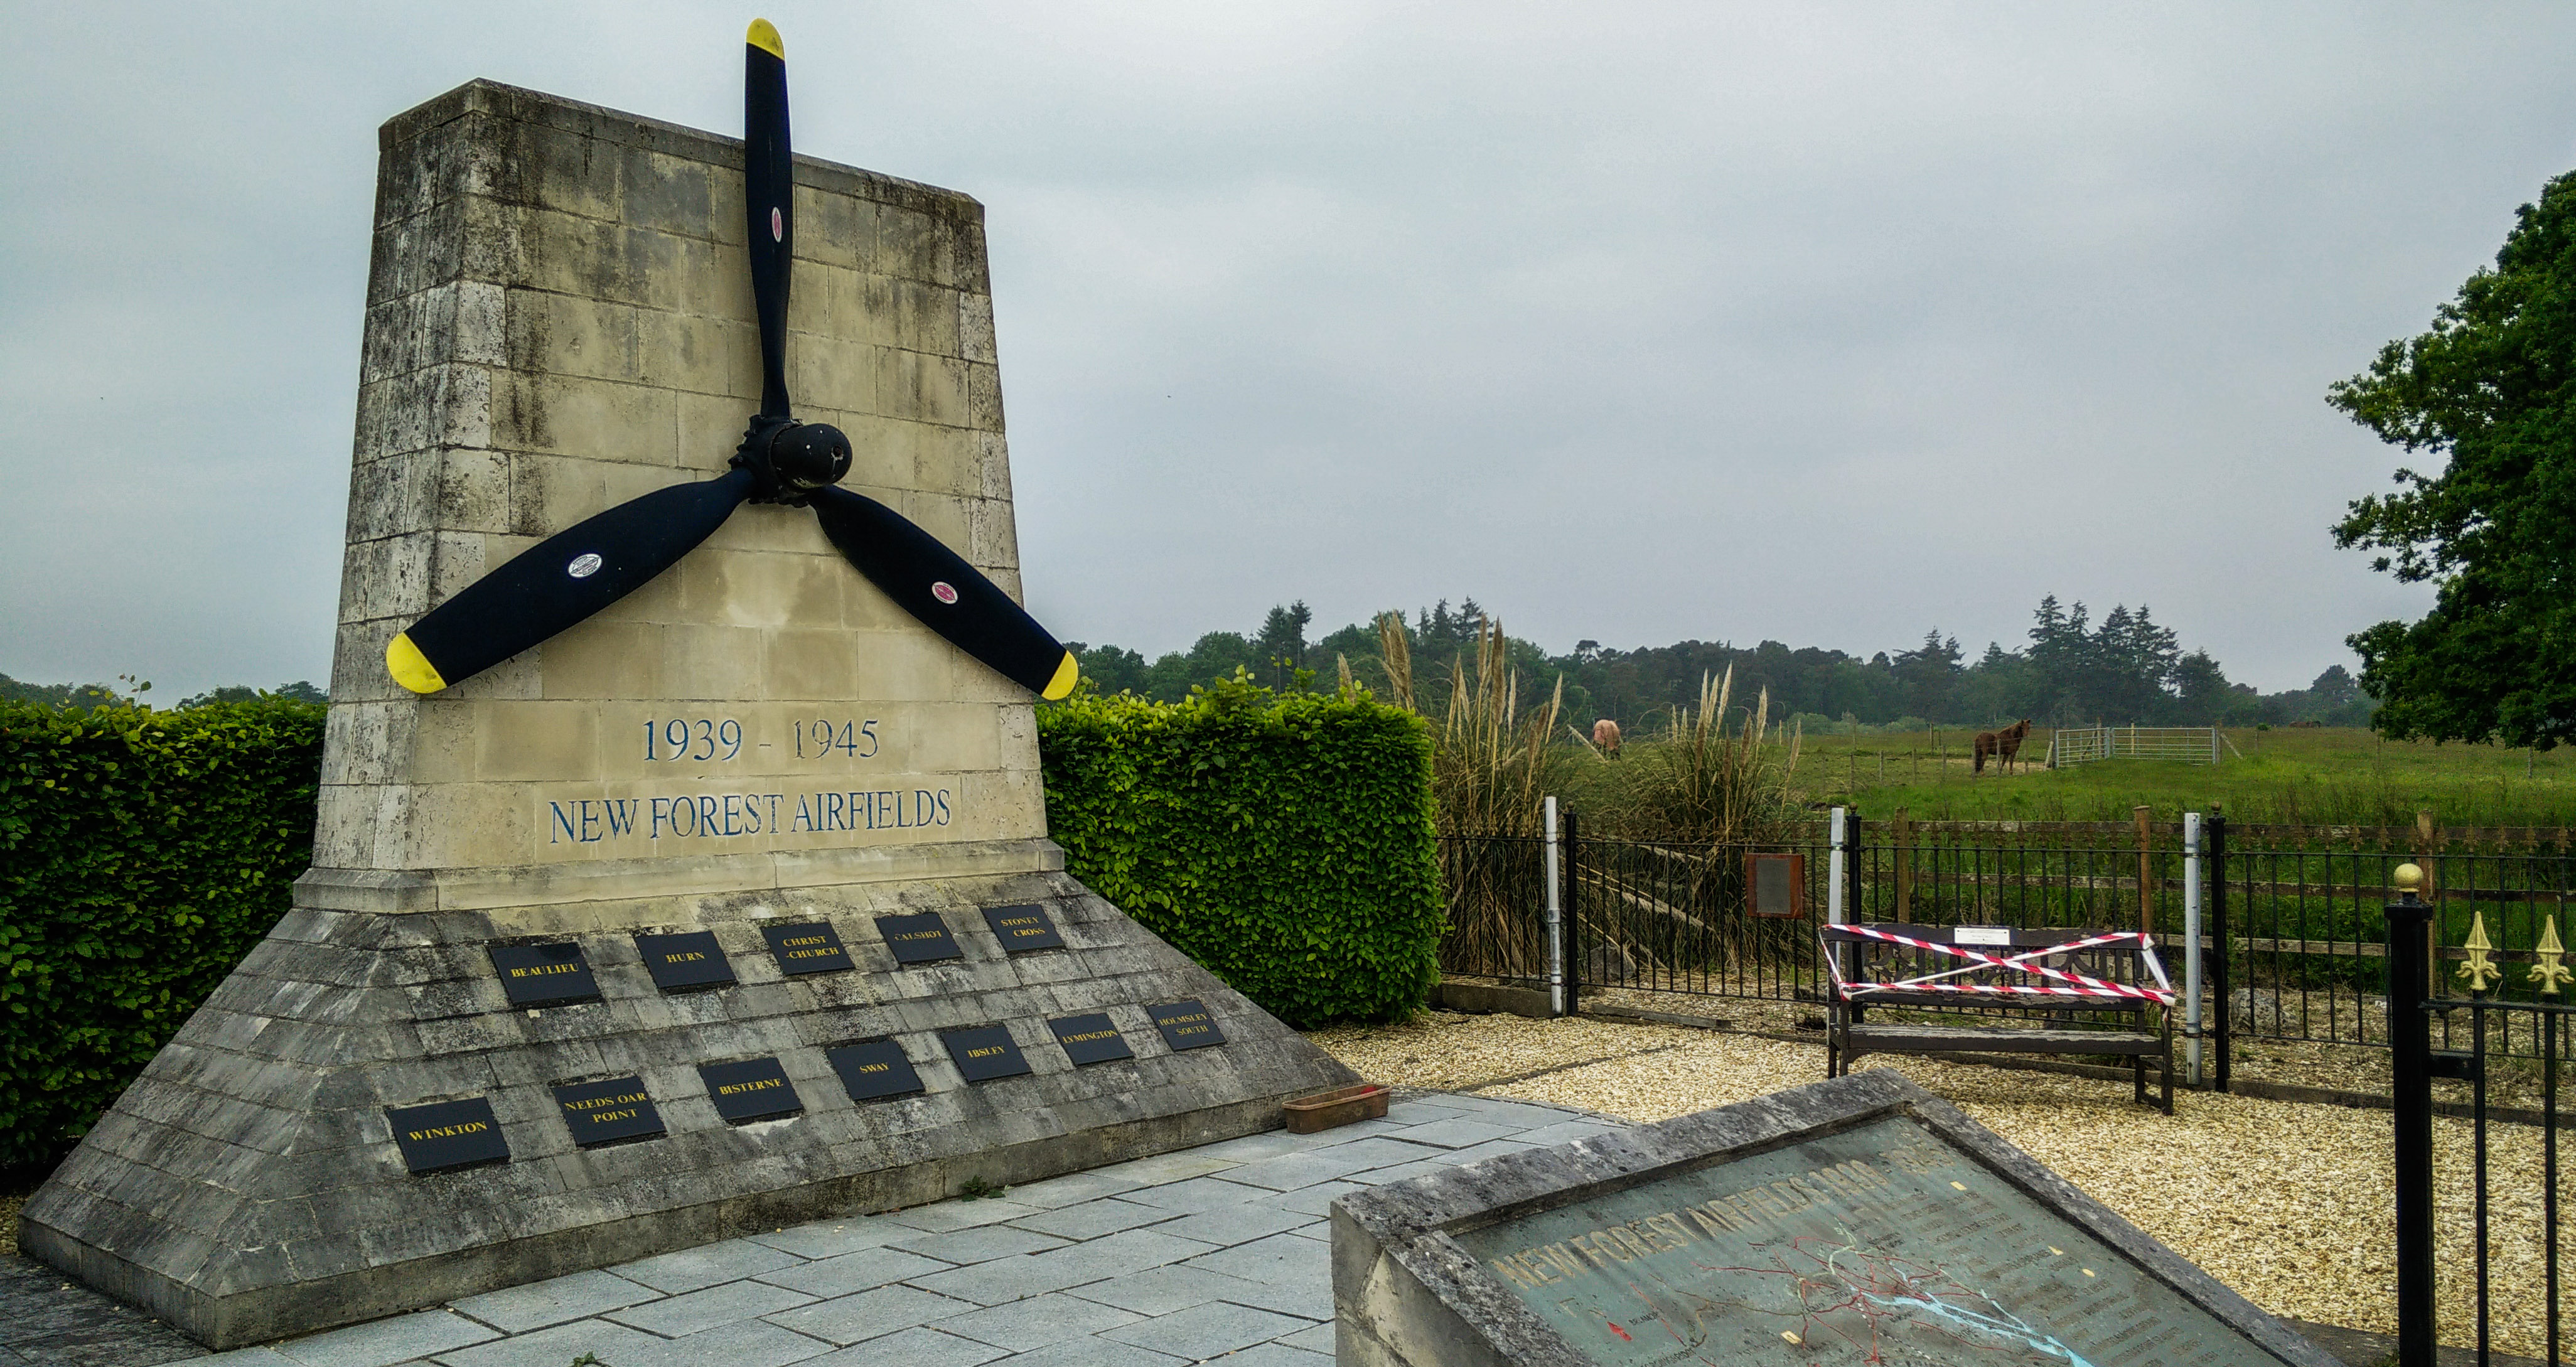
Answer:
[982,903,1065,952]
[1048,1013,1133,1066]
[761,921,852,975]
[633,931,734,992]
[699,1057,803,1123]
[1149,1000,1223,1051]
[550,1076,665,1147]
[488,943,601,1007]
[941,1024,1032,1082]
[877,912,964,964]
[386,1098,509,1174]
[826,1039,925,1101]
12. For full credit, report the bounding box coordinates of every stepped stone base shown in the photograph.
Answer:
[20,847,1356,1349]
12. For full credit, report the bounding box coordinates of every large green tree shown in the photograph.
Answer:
[2331,169,2576,748]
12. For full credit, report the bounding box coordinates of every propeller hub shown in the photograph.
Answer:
[732,416,852,503]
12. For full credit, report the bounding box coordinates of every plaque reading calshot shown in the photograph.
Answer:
[825,1039,925,1101]
[488,943,600,1007]
[1149,999,1224,1051]
[941,1024,1032,1082]
[877,911,964,964]
[633,931,734,992]
[760,921,852,975]
[699,1057,803,1123]
[982,903,1065,952]
[550,1076,665,1147]
[386,1098,509,1174]
[1048,1012,1133,1066]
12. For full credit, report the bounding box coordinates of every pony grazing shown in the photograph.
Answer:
[1592,719,1623,757]
[1973,719,2033,775]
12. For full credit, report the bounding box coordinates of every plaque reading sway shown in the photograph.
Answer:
[981,903,1065,952]
[1048,1013,1133,1066]
[699,1057,803,1123]
[761,921,852,975]
[633,931,734,992]
[488,943,600,1008]
[550,1076,665,1148]
[876,912,964,964]
[940,1024,1032,1082]
[387,1098,510,1175]
[1149,999,1224,1051]
[825,1039,925,1102]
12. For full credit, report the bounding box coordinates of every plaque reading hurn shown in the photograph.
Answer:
[1336,1072,2337,1367]
[825,1039,925,1102]
[1048,1013,1132,1066]
[982,903,1065,951]
[21,53,1356,1349]
[700,1057,802,1123]
[633,931,734,992]
[386,1098,509,1175]
[551,1076,665,1147]
[487,943,600,1007]
[876,911,964,964]
[942,1024,1032,1082]
[761,921,852,975]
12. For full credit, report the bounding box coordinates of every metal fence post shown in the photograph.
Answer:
[2209,814,2230,1093]
[1544,796,1564,1018]
[1562,810,1582,1017]
[2388,862,2436,1367]
[2184,811,2203,1087]
[1828,807,1849,927]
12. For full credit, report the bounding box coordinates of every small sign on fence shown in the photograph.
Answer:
[1746,852,1804,918]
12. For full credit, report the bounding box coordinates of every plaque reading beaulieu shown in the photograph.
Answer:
[634,931,735,992]
[386,1098,510,1175]
[488,943,601,1008]
[981,903,1065,952]
[1149,999,1223,1051]
[1048,1013,1133,1066]
[826,1039,925,1102]
[761,921,851,975]
[550,1076,665,1147]
[877,912,965,964]
[699,1057,803,1123]
[941,1024,1032,1082]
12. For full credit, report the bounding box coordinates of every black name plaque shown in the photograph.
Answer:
[633,931,734,992]
[1149,999,1224,1051]
[876,912,964,965]
[387,1097,509,1174]
[1048,1013,1134,1066]
[699,1056,803,1123]
[550,1075,665,1147]
[825,1039,926,1102]
[488,943,600,1008]
[981,903,1065,952]
[940,1024,1032,1083]
[761,921,852,975]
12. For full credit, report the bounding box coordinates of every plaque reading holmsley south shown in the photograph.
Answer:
[1454,1113,2275,1366]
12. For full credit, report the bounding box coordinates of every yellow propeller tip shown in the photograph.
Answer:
[386,633,449,695]
[747,19,784,58]
[1041,651,1079,700]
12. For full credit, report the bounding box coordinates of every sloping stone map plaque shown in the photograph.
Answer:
[982,903,1065,952]
[1151,999,1223,1051]
[942,1024,1033,1082]
[761,921,852,975]
[551,1076,665,1148]
[488,943,599,1007]
[634,931,734,992]
[877,911,965,964]
[387,1098,508,1174]
[700,1057,802,1123]
[1334,1071,2339,1367]
[1048,1013,1132,1066]
[826,1039,925,1102]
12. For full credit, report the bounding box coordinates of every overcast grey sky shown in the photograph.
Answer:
[6,2,2573,697]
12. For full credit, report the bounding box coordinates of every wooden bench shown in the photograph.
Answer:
[1820,922,2177,1114]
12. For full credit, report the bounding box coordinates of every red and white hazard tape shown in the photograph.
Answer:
[1822,924,2176,1006]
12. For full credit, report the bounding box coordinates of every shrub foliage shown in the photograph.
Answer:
[1038,677,1441,1027]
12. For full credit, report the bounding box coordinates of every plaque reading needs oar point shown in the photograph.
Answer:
[876,911,964,964]
[699,1057,802,1123]
[488,943,600,1008]
[981,903,1065,952]
[1149,999,1224,1051]
[941,1024,1032,1082]
[761,921,852,975]
[825,1038,925,1102]
[550,1076,665,1148]
[386,1098,510,1175]
[634,931,735,992]
[1048,1012,1133,1066]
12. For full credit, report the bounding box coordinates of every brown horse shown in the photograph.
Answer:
[1973,719,2032,775]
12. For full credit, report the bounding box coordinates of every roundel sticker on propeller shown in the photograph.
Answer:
[567,553,603,579]
[770,208,783,242]
[931,582,959,605]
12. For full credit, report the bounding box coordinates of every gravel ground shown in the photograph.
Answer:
[1310,1009,2565,1361]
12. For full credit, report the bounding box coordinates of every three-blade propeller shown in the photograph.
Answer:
[385,18,1078,702]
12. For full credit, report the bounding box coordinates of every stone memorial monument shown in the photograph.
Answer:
[21,33,1354,1349]
[1333,1071,2336,1366]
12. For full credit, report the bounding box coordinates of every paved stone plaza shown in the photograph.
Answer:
[3,1092,1618,1366]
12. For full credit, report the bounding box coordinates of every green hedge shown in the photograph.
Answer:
[0,699,324,1171]
[1038,677,1442,1027]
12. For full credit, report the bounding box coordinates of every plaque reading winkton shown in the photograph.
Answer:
[760,921,852,975]
[826,1039,926,1102]
[633,931,734,992]
[940,1024,1032,1083]
[488,943,600,1007]
[1149,999,1223,1051]
[1335,1071,2336,1367]
[876,912,965,964]
[386,1098,509,1174]
[699,1057,803,1123]
[550,1076,665,1147]
[1048,1013,1133,1066]
[982,903,1066,952]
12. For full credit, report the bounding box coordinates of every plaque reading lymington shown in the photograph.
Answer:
[1048,1012,1133,1066]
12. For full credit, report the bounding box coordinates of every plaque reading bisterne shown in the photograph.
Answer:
[760,921,852,975]
[981,903,1066,952]
[876,912,965,965]
[825,1039,926,1102]
[699,1057,803,1123]
[487,943,601,1007]
[1149,999,1224,1051]
[940,1024,1032,1083]
[1047,1013,1133,1066]
[633,931,734,992]
[550,1076,665,1147]
[385,1097,510,1175]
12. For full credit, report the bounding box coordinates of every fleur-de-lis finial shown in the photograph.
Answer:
[2456,909,2501,994]
[2531,915,2572,996]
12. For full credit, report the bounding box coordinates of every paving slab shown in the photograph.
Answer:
[0,1254,204,1367]
[610,1237,806,1295]
[603,1278,816,1337]
[1061,1265,1267,1317]
[1141,1201,1318,1249]
[621,1317,835,1367]
[1112,1176,1270,1213]
[1279,1321,1338,1354]
[886,1223,1070,1265]
[1080,1152,1242,1186]
[755,1247,953,1299]
[962,1337,1182,1367]
[446,1269,658,1334]
[271,1309,495,1367]
[748,1218,917,1260]
[1098,1300,1314,1359]
[1209,1149,1378,1192]
[429,1319,669,1367]
[764,1285,980,1346]
[1005,1197,1176,1241]
[802,1326,1006,1367]
[1290,1135,1446,1172]
[877,1199,1046,1234]
[1271,1179,1370,1217]
[987,1171,1147,1211]
[923,1292,1142,1351]
[1382,1117,1529,1149]
[1205,1343,1334,1367]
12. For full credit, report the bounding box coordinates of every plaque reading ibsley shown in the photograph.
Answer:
[982,903,1065,952]
[825,1039,925,1101]
[877,913,964,964]
[1149,1000,1223,1051]
[1048,1013,1133,1066]
[761,921,852,975]
[386,1097,509,1174]
[488,943,600,1008]
[699,1057,803,1123]
[633,931,734,992]
[940,1024,1032,1082]
[550,1076,665,1147]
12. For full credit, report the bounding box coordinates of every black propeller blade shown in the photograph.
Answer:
[812,486,1078,699]
[744,19,794,419]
